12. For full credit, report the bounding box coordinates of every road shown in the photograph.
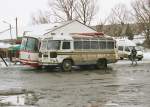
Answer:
[0,60,150,107]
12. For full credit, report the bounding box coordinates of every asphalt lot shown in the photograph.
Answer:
[0,60,150,107]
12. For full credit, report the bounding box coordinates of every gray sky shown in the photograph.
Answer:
[0,0,133,30]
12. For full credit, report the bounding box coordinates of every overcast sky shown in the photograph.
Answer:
[0,0,134,31]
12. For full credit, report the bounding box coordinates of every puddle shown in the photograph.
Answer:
[105,101,119,107]
[0,90,38,106]
[0,94,25,106]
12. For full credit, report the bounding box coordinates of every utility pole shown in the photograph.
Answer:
[16,17,18,39]
[3,21,12,40]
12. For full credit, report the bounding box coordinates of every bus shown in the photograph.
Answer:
[19,36,41,67]
[39,33,118,71]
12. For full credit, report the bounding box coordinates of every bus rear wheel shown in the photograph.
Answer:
[96,59,107,69]
[61,60,72,72]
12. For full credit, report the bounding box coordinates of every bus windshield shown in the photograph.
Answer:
[20,37,27,50]
[20,37,39,52]
[47,40,60,50]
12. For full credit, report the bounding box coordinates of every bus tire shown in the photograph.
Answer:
[96,59,107,69]
[120,57,124,60]
[61,60,72,72]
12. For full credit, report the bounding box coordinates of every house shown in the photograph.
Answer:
[43,20,97,37]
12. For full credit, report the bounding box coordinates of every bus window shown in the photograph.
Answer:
[62,42,70,49]
[107,41,114,49]
[125,47,130,52]
[74,41,82,49]
[47,40,60,50]
[26,38,38,52]
[83,41,90,49]
[20,37,27,50]
[91,41,99,49]
[99,41,106,49]
[41,40,47,50]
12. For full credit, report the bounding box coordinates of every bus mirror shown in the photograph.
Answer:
[50,52,57,58]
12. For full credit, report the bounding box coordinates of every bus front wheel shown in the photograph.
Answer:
[96,59,107,69]
[61,60,72,72]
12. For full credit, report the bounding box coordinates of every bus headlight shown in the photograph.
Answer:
[50,52,57,58]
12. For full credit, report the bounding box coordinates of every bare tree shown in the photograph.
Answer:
[109,4,132,25]
[48,0,76,21]
[107,4,133,36]
[31,10,50,25]
[132,0,150,46]
[31,0,98,25]
[75,0,97,25]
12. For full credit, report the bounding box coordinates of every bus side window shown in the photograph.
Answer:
[74,41,82,49]
[62,42,70,49]
[107,41,114,49]
[99,41,106,49]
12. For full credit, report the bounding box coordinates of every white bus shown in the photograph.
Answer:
[39,33,118,71]
[19,36,41,67]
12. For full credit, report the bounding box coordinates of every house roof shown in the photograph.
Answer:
[0,20,97,40]
[44,20,97,35]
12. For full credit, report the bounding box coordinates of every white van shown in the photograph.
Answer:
[116,39,143,60]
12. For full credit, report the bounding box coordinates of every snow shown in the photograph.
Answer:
[132,34,145,45]
[0,42,11,48]
[143,49,150,60]
[116,38,136,46]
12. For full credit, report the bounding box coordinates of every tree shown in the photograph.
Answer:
[48,0,75,21]
[126,24,134,40]
[107,4,133,37]
[31,10,50,25]
[75,0,97,25]
[31,0,98,25]
[132,0,150,46]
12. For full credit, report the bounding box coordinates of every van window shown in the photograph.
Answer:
[118,46,123,51]
[125,47,130,52]
[62,42,70,49]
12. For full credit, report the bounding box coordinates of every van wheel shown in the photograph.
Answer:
[61,60,72,72]
[96,59,107,69]
[120,57,124,60]
[138,58,142,61]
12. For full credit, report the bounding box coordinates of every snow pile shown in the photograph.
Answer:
[116,38,136,46]
[0,42,11,48]
[133,34,145,45]
[143,49,150,60]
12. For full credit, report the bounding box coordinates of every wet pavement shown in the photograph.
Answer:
[0,60,150,107]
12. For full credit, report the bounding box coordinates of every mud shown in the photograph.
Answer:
[0,60,150,107]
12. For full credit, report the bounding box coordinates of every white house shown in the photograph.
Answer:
[43,20,97,37]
